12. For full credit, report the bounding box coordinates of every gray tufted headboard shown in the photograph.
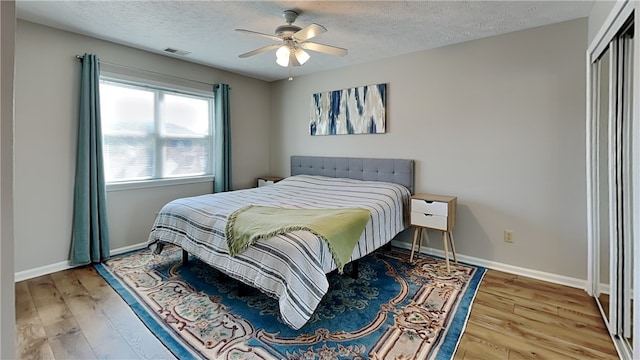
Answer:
[290,156,415,194]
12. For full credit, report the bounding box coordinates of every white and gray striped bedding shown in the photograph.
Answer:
[147,174,411,329]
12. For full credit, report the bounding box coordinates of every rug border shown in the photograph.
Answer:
[94,261,198,359]
[436,262,487,360]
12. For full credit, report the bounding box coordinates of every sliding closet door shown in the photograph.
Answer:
[617,20,634,351]
[588,2,638,359]
[594,45,612,327]
[606,18,635,352]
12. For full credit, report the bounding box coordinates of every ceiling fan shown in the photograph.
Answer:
[236,10,348,68]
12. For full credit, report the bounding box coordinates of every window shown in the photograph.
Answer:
[99,78,214,184]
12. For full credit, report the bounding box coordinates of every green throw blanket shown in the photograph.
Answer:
[225,205,371,273]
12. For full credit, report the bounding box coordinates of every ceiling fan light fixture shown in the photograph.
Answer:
[237,9,347,73]
[294,48,310,65]
[276,45,291,67]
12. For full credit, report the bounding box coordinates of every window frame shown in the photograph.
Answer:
[99,75,215,191]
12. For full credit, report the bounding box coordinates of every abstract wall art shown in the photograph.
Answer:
[309,83,386,135]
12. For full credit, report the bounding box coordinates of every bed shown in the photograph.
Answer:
[147,155,414,329]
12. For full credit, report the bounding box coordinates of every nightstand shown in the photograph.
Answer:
[257,176,284,187]
[410,193,457,272]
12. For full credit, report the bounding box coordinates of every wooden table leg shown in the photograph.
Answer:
[410,227,420,263]
[422,227,430,246]
[442,231,450,272]
[448,231,458,264]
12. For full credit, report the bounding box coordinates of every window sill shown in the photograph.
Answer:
[106,175,214,192]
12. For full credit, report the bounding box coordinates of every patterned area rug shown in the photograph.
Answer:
[95,245,485,360]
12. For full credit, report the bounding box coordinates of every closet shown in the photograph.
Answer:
[587,1,638,358]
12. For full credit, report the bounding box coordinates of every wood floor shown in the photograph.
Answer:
[455,271,619,360]
[16,266,619,360]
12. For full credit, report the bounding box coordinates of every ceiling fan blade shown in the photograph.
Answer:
[289,51,301,67]
[235,28,282,42]
[293,23,327,42]
[301,42,348,57]
[239,44,281,58]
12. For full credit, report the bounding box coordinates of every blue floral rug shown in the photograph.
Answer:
[95,245,485,360]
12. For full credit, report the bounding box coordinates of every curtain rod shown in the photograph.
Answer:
[75,55,230,89]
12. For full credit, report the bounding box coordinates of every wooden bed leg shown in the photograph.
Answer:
[182,249,189,264]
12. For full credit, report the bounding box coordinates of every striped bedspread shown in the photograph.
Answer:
[147,175,411,329]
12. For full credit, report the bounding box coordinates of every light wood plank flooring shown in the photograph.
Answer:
[455,271,619,359]
[16,266,619,359]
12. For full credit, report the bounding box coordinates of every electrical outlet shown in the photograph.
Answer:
[504,230,514,243]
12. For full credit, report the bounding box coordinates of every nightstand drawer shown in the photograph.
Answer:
[257,176,284,187]
[411,198,448,216]
[258,179,274,187]
[410,212,448,230]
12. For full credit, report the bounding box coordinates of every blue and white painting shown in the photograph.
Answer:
[310,83,386,135]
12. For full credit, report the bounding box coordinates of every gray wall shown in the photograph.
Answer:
[14,20,271,272]
[588,1,617,44]
[1,1,15,357]
[269,19,588,279]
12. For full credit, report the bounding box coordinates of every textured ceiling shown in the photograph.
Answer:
[16,1,594,82]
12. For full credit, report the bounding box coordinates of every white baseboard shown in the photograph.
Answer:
[109,242,149,256]
[391,240,589,291]
[14,242,148,282]
[15,240,589,291]
[14,260,74,283]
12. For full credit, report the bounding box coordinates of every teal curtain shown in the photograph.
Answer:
[70,53,110,265]
[214,83,232,192]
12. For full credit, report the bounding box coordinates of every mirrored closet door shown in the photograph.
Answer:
[587,2,638,358]
[594,43,612,328]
